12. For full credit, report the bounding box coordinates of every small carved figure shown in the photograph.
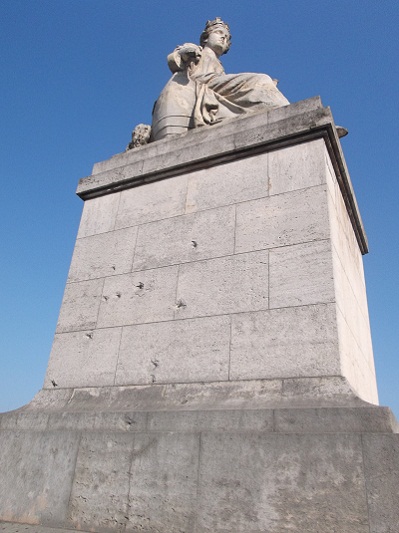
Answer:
[126,123,152,150]
[151,18,289,140]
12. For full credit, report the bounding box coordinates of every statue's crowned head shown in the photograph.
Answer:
[200,17,231,53]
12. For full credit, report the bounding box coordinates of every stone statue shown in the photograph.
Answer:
[151,17,289,141]
[126,123,151,150]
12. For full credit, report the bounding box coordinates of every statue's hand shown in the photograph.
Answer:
[177,43,202,64]
[167,43,202,73]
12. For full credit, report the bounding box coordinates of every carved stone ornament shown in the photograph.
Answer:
[126,123,152,150]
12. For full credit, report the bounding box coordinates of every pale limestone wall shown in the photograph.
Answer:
[326,152,378,403]
[44,132,377,404]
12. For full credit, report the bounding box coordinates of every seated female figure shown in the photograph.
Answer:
[151,18,289,141]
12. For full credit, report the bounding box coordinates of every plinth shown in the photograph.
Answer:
[1,97,398,533]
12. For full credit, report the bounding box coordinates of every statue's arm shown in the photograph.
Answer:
[167,43,202,73]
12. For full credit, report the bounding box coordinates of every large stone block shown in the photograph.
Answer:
[77,193,120,239]
[68,226,138,282]
[362,434,399,533]
[126,433,200,532]
[230,304,339,380]
[235,185,330,253]
[56,278,104,333]
[268,138,326,196]
[115,174,188,230]
[132,204,235,271]
[96,266,178,328]
[0,406,397,533]
[0,430,80,527]
[45,328,122,389]
[269,239,334,309]
[115,316,230,385]
[68,434,133,532]
[197,432,369,532]
[185,152,269,213]
[176,250,269,319]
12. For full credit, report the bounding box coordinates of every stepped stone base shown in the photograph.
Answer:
[0,403,398,532]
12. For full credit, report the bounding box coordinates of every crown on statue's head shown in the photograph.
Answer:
[204,17,230,34]
[200,17,231,50]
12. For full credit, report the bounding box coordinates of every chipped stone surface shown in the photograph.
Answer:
[132,204,235,271]
[96,266,178,328]
[45,328,122,389]
[49,108,378,404]
[68,226,138,282]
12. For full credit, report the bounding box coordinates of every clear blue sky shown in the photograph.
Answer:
[1,1,398,417]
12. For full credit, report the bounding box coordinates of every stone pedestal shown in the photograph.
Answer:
[1,97,398,533]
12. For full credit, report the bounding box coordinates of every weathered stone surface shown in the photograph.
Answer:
[45,328,122,389]
[197,433,369,532]
[126,433,199,532]
[230,304,339,380]
[1,406,397,533]
[269,239,334,308]
[68,434,132,532]
[28,376,364,414]
[235,185,330,253]
[115,174,188,230]
[68,227,138,282]
[132,204,235,271]
[77,193,120,239]
[146,409,275,433]
[96,266,178,328]
[362,434,399,533]
[274,406,396,434]
[0,430,79,526]
[185,153,269,213]
[268,139,326,196]
[115,316,230,385]
[176,250,269,319]
[56,278,104,333]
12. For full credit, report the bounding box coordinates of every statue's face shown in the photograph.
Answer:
[206,27,230,56]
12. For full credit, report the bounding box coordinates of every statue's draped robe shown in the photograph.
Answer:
[151,45,289,140]
[171,46,289,126]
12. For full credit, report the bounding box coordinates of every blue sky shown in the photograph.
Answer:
[1,1,398,417]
